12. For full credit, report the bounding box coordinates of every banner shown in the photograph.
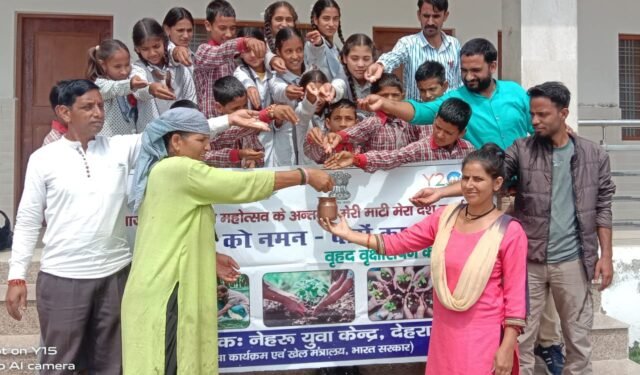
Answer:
[210,161,463,372]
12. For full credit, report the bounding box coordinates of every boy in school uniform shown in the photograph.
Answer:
[324,74,431,154]
[416,60,449,103]
[194,0,266,118]
[324,98,474,172]
[204,76,298,168]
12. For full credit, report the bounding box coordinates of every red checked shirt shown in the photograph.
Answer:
[336,112,431,152]
[194,38,247,118]
[353,135,475,173]
[203,125,264,168]
[42,120,68,146]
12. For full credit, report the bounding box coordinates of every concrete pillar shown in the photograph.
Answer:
[501,0,579,130]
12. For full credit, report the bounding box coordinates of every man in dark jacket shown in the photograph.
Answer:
[410,81,615,375]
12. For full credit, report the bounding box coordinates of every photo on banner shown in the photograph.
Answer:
[263,270,355,327]
[218,274,251,330]
[367,266,433,321]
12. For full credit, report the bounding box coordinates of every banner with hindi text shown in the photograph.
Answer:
[210,161,463,372]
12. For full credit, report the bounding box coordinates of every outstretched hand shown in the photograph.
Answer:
[244,38,266,59]
[365,63,384,83]
[324,151,355,169]
[239,148,265,161]
[318,214,352,239]
[306,30,324,46]
[307,127,326,146]
[270,56,288,74]
[286,84,305,101]
[172,46,193,66]
[130,75,149,90]
[306,169,335,192]
[247,87,262,110]
[270,105,299,124]
[357,94,385,112]
[228,109,270,132]
[409,187,442,207]
[325,133,343,153]
[216,253,240,282]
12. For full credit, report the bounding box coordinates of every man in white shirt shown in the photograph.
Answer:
[4,79,273,374]
[365,0,462,101]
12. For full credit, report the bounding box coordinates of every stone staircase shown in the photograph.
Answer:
[0,251,638,374]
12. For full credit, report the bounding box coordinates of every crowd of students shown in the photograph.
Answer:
[6,0,617,375]
[45,0,478,173]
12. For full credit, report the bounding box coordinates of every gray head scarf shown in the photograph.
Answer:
[129,107,210,212]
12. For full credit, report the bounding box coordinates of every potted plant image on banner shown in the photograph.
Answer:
[367,266,433,321]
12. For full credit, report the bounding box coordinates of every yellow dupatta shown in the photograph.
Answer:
[431,203,511,312]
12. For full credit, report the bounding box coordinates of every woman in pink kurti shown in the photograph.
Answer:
[384,206,527,374]
[320,143,528,375]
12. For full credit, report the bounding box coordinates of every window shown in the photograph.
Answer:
[618,34,640,140]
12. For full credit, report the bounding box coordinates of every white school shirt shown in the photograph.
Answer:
[132,60,198,130]
[96,76,138,137]
[377,31,462,101]
[8,116,232,281]
[233,65,273,109]
[304,38,348,83]
[167,41,196,76]
[269,74,347,166]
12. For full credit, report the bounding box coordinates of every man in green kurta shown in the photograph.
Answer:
[121,108,334,374]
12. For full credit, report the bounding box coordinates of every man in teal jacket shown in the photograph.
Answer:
[360,38,533,150]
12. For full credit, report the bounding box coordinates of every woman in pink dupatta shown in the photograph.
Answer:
[320,143,528,375]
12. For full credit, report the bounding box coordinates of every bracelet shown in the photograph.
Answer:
[302,168,309,185]
[375,234,385,256]
[366,234,372,250]
[8,279,26,287]
[296,168,306,185]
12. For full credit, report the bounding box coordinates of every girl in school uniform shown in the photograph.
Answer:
[341,34,377,102]
[86,39,148,136]
[269,28,346,166]
[234,27,273,111]
[305,0,348,82]
[340,33,378,120]
[263,1,298,73]
[163,7,196,76]
[131,18,197,128]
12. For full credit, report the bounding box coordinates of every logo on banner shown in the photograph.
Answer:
[423,170,462,187]
[329,171,352,201]
[446,171,461,184]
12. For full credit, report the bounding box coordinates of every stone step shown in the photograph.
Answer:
[0,285,40,336]
[592,359,640,375]
[590,313,630,361]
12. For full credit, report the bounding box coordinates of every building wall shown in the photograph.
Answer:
[1,0,639,218]
[577,0,640,120]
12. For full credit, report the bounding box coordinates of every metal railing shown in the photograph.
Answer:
[578,120,640,227]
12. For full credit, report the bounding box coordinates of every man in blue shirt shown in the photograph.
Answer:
[361,38,533,150]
